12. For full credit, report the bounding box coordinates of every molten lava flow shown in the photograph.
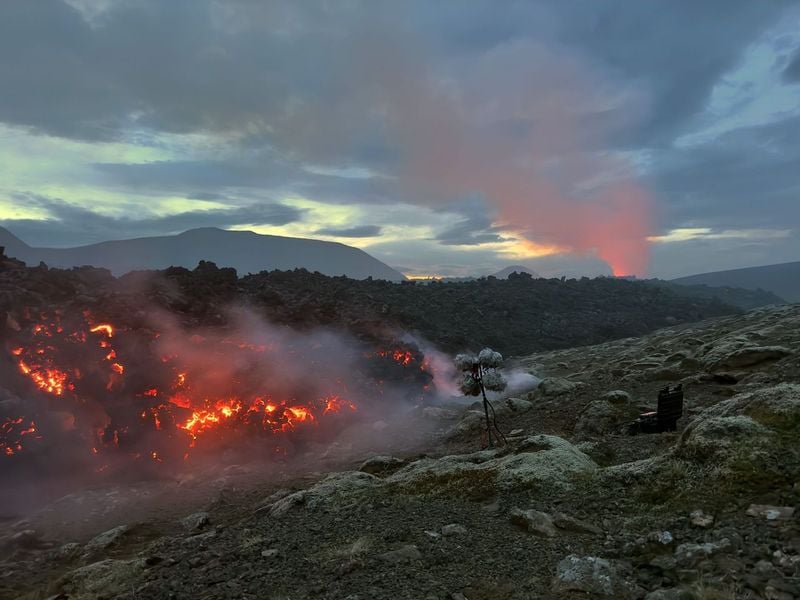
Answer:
[323,395,357,414]
[2,313,436,467]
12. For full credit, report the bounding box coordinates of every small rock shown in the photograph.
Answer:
[441,524,468,537]
[674,539,732,568]
[552,555,639,598]
[378,545,422,563]
[181,511,210,532]
[644,590,685,600]
[649,531,674,546]
[57,542,83,559]
[602,390,632,404]
[181,531,217,546]
[689,509,714,528]
[260,548,279,558]
[85,525,129,553]
[509,508,557,537]
[359,455,405,476]
[537,377,584,397]
[552,513,602,535]
[10,529,44,549]
[649,555,677,572]
[746,504,795,521]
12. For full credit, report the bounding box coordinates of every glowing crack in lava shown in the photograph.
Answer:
[3,311,430,468]
[0,418,40,456]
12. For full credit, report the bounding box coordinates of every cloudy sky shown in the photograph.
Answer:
[1,0,799,279]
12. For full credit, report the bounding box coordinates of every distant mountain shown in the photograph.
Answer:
[491,265,542,279]
[0,227,406,281]
[672,261,800,303]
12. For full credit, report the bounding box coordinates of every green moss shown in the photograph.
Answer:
[387,468,499,501]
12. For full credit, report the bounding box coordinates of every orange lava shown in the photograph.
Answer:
[90,324,114,337]
[2,313,380,463]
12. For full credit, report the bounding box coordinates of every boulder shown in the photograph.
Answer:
[575,391,639,437]
[509,508,557,537]
[494,435,597,489]
[85,525,129,554]
[676,384,800,463]
[450,397,533,436]
[552,555,641,598]
[703,345,792,371]
[386,435,596,494]
[181,511,210,532]
[269,471,380,517]
[536,377,585,398]
[61,558,144,597]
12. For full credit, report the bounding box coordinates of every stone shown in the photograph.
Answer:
[746,505,795,521]
[689,509,714,528]
[552,513,602,535]
[378,544,422,563]
[705,345,792,370]
[62,558,144,597]
[181,511,210,532]
[260,548,279,558]
[499,397,534,413]
[57,542,83,559]
[9,530,45,550]
[509,509,557,537]
[269,471,380,517]
[602,390,632,404]
[537,377,585,397]
[386,435,596,493]
[359,455,405,476]
[644,590,687,600]
[648,555,677,572]
[552,555,640,598]
[575,396,639,437]
[674,539,732,568]
[85,525,129,554]
[441,524,468,537]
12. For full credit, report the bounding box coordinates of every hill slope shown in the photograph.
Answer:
[0,226,405,281]
[490,265,542,279]
[672,261,800,302]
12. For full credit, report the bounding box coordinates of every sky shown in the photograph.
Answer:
[1,0,799,279]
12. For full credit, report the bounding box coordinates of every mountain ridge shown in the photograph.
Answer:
[0,226,406,281]
[672,260,800,302]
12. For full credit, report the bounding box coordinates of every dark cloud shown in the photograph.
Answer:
[650,115,800,229]
[313,225,382,238]
[1,193,304,246]
[0,1,798,276]
[434,197,506,246]
[784,49,800,82]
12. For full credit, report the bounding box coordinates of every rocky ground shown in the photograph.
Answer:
[2,304,800,599]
